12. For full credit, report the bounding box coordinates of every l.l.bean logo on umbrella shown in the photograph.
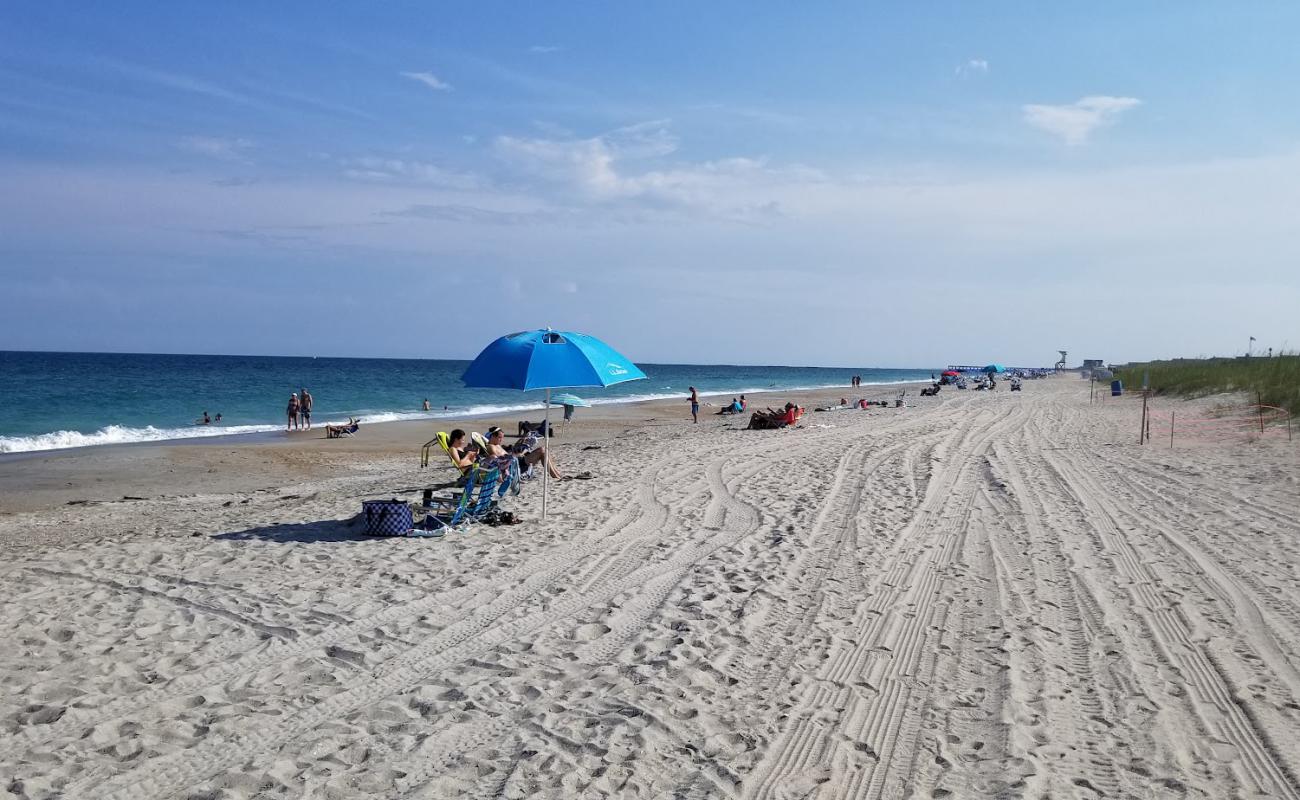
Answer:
[607,362,629,376]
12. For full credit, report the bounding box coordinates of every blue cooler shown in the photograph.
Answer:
[1111,380,1123,396]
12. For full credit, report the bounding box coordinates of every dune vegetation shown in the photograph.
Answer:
[1112,355,1300,415]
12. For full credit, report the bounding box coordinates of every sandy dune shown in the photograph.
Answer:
[2,379,1298,798]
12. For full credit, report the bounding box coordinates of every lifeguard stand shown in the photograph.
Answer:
[1055,350,1068,370]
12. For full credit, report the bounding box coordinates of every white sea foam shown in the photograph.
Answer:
[0,423,283,454]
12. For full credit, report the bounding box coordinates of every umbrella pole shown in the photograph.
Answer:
[542,388,550,520]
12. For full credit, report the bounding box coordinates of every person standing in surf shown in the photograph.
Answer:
[688,387,699,424]
[286,393,300,430]
[299,388,313,430]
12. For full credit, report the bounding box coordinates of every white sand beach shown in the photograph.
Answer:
[2,377,1298,799]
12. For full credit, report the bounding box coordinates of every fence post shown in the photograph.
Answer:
[1258,391,1265,433]
[1170,411,1175,449]
[1139,392,1147,444]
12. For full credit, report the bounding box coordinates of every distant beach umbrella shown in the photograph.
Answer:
[983,364,1005,374]
[941,370,960,377]
[550,393,592,408]
[462,329,645,518]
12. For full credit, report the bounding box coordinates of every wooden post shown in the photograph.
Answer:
[1139,391,1148,444]
[1170,411,1175,448]
[1258,391,1265,433]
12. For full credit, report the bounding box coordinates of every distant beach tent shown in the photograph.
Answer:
[462,329,646,518]
[983,364,1006,374]
[550,393,592,408]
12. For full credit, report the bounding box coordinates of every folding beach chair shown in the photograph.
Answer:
[421,464,500,535]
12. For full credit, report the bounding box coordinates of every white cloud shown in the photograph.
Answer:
[955,58,989,77]
[1023,95,1141,145]
[400,71,452,91]
[528,45,563,54]
[494,120,678,197]
[493,120,820,222]
[177,136,254,161]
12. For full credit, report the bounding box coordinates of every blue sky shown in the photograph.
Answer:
[2,2,1298,366]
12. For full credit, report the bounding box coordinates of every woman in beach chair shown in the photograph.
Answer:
[440,429,480,476]
[747,403,803,430]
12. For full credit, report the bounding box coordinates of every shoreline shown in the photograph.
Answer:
[0,380,932,516]
[0,377,940,458]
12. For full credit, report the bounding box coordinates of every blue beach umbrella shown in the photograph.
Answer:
[983,364,1005,374]
[462,329,646,518]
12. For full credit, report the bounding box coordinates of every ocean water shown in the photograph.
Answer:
[0,351,936,453]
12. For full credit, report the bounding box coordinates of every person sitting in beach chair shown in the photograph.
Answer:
[325,417,360,438]
[439,429,480,478]
[747,403,804,430]
[482,425,561,497]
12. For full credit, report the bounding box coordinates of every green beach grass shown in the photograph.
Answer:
[1113,355,1300,415]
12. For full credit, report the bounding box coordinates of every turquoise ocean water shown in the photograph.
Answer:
[0,351,936,453]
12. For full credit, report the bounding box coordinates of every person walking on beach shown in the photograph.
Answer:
[299,388,313,429]
[688,387,699,424]
[286,393,300,430]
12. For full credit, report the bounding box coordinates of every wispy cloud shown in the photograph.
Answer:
[104,60,255,105]
[955,58,989,77]
[1023,95,1141,145]
[177,136,255,161]
[341,156,481,189]
[528,45,563,54]
[400,71,453,91]
[383,203,558,225]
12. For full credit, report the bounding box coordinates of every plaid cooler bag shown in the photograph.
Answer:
[362,499,414,536]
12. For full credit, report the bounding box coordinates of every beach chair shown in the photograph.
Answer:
[421,430,470,474]
[421,465,500,535]
[419,432,446,468]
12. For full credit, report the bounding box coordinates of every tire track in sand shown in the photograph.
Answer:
[742,403,1024,799]
[75,440,780,800]
[1044,448,1300,800]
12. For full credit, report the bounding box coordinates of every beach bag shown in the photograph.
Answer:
[362,499,414,536]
